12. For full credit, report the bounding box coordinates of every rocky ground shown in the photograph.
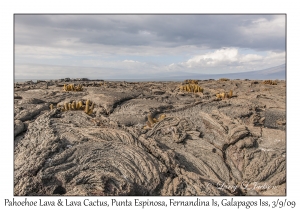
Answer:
[14,79,286,196]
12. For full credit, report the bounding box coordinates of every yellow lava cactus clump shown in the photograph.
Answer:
[49,99,94,115]
[262,80,277,85]
[63,84,83,91]
[216,90,233,99]
[179,84,204,93]
[144,114,166,129]
[218,78,230,81]
[84,100,95,115]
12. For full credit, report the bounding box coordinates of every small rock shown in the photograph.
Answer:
[14,95,22,99]
[152,89,165,95]
[14,120,24,137]
[276,119,286,125]
[19,98,44,104]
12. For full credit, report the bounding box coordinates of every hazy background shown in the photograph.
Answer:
[14,14,286,80]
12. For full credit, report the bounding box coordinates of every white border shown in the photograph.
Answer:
[2,0,298,209]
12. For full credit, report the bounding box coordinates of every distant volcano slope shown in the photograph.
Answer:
[113,64,286,81]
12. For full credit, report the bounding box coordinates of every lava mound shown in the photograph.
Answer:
[14,79,286,195]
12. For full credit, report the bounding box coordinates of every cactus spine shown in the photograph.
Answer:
[145,113,167,129]
[147,114,155,126]
[88,102,94,115]
[229,90,233,98]
[158,114,166,121]
[146,121,152,128]
[85,100,90,114]
[64,102,68,111]
[78,101,83,110]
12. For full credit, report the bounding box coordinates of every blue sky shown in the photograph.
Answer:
[14,14,286,79]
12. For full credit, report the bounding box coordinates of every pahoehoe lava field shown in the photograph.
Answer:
[14,79,286,196]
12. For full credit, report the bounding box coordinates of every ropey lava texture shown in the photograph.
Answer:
[14,79,286,195]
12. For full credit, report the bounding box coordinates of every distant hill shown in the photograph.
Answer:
[153,64,286,81]
[18,64,284,82]
[106,64,286,81]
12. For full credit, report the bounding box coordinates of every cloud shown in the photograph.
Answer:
[15,63,118,79]
[14,14,286,79]
[239,16,285,38]
[15,48,286,79]
[15,15,285,51]
[171,48,285,73]
[185,48,240,67]
[15,61,161,80]
[184,48,266,68]
[123,59,140,63]
[240,54,263,63]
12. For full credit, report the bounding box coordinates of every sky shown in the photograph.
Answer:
[14,14,286,79]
